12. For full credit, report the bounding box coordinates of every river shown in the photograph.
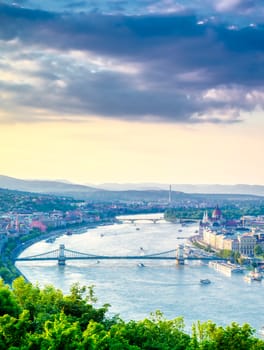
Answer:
[16,213,264,334]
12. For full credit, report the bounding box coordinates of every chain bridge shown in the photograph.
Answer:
[15,244,224,266]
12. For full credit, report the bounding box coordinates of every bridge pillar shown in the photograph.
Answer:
[58,244,66,265]
[176,244,184,265]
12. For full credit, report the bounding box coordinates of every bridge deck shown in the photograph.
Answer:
[15,245,223,262]
[16,256,222,261]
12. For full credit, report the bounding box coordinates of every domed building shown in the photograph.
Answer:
[199,205,224,235]
[211,205,222,222]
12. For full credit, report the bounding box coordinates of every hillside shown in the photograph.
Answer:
[0,175,98,194]
[0,175,263,202]
[92,183,264,196]
[0,187,79,213]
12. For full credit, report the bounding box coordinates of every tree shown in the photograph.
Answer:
[0,279,21,317]
[254,245,263,257]
[109,311,191,350]
[60,283,109,330]
[28,312,83,350]
[218,249,233,260]
[191,321,264,350]
[233,251,241,264]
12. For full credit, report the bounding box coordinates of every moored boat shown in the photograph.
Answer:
[209,261,244,276]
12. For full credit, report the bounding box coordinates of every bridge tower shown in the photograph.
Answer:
[58,244,66,265]
[176,244,184,265]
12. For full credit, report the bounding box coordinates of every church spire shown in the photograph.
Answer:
[202,210,209,223]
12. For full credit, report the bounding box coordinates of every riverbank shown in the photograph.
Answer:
[16,220,119,256]
[1,220,117,284]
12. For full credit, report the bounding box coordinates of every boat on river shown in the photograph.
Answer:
[258,327,264,337]
[244,270,262,282]
[209,261,244,276]
[200,279,211,285]
[137,263,145,268]
[45,237,56,243]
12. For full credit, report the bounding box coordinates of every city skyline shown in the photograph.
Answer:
[1,1,264,185]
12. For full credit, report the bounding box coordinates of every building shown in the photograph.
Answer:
[201,206,261,257]
[237,233,257,256]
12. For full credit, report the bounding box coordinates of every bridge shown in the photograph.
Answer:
[15,244,225,266]
[119,217,164,224]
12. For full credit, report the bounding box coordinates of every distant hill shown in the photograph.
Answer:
[91,183,264,196]
[0,175,99,194]
[0,175,184,201]
[0,175,263,202]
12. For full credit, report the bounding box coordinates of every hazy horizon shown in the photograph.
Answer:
[1,1,264,185]
[1,174,264,189]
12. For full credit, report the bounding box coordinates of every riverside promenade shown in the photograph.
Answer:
[11,220,119,260]
[6,221,115,283]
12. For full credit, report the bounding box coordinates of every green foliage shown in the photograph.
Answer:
[254,245,263,257]
[0,188,79,213]
[192,241,214,253]
[27,312,83,350]
[19,230,42,243]
[0,238,23,284]
[0,279,21,317]
[165,204,264,222]
[0,266,15,284]
[0,278,263,349]
[191,321,264,350]
[60,283,109,331]
[165,208,204,221]
[114,311,190,350]
[217,249,233,260]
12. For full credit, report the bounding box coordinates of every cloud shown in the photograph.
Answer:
[0,3,264,124]
[214,0,261,13]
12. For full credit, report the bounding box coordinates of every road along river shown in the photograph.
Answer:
[16,214,264,334]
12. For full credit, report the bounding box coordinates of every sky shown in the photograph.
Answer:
[0,0,264,185]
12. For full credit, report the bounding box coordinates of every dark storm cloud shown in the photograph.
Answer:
[0,3,264,123]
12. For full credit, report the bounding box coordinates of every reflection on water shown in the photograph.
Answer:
[16,213,264,333]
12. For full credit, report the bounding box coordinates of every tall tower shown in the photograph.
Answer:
[15,215,20,232]
[169,184,172,203]
[202,210,209,224]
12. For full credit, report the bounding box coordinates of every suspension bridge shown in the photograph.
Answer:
[15,244,224,266]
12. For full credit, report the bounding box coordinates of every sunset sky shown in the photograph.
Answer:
[1,0,264,185]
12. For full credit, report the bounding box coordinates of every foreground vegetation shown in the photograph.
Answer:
[0,277,263,349]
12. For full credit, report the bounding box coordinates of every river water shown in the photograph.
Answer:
[16,213,264,334]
